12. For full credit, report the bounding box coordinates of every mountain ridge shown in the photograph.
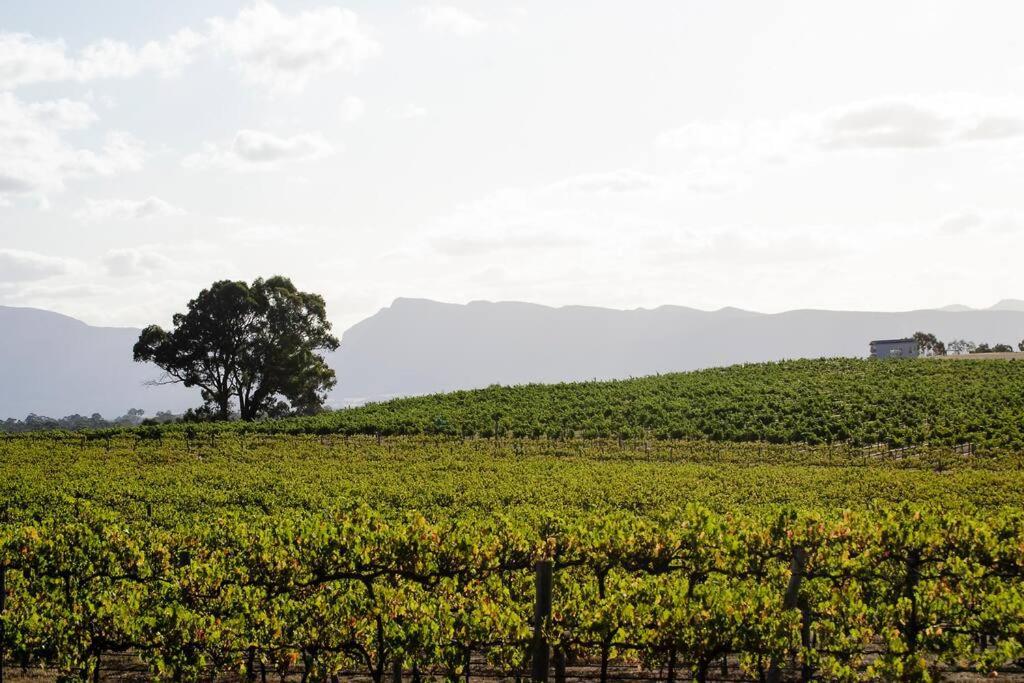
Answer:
[3,299,1024,418]
[335,298,1024,404]
[0,305,194,419]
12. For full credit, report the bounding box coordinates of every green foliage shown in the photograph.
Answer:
[0,501,1021,681]
[0,435,1022,680]
[128,357,1024,454]
[973,343,1015,354]
[133,276,339,421]
[0,408,149,433]
[913,332,945,356]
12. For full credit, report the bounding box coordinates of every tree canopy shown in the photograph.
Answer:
[133,276,340,420]
[912,331,945,356]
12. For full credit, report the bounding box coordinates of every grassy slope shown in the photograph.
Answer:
[204,358,1024,452]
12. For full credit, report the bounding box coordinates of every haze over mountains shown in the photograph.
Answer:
[0,306,194,419]
[3,299,1024,419]
[337,298,1024,401]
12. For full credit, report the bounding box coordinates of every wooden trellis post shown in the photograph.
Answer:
[532,560,553,682]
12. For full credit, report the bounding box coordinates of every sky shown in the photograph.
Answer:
[2,0,1023,331]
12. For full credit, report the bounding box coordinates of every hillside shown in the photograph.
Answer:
[197,357,1024,452]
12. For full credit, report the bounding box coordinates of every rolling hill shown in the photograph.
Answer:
[228,357,1024,453]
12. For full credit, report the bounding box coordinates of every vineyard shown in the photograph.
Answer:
[0,433,1022,682]
[95,358,1024,453]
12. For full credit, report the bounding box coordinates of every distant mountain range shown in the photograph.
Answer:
[940,299,1024,312]
[3,299,1024,419]
[990,299,1024,311]
[336,298,1024,402]
[0,306,194,419]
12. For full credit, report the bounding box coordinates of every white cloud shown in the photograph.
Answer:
[937,209,1023,235]
[340,96,366,123]
[0,249,74,283]
[388,104,428,120]
[0,33,68,88]
[2,3,378,93]
[63,132,147,177]
[818,97,1024,150]
[938,211,983,235]
[0,173,37,195]
[209,1,380,92]
[658,97,1024,158]
[209,216,318,247]
[24,98,99,130]
[229,222,307,244]
[0,93,145,201]
[183,129,335,171]
[419,172,665,259]
[656,118,801,161]
[77,196,185,222]
[820,102,951,149]
[414,162,861,283]
[655,118,803,193]
[654,96,1024,193]
[649,229,841,266]
[230,129,332,162]
[545,169,663,195]
[74,29,205,80]
[101,248,174,277]
[415,6,488,36]
[958,116,1024,142]
[0,29,204,89]
[433,230,584,256]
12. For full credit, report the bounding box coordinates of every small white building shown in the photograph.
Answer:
[869,338,919,359]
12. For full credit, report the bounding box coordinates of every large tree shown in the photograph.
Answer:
[946,339,976,355]
[912,331,945,356]
[133,276,340,420]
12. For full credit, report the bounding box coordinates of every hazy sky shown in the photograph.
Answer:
[2,1,1023,330]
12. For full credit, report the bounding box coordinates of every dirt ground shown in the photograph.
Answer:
[931,352,1024,360]
[4,653,1023,682]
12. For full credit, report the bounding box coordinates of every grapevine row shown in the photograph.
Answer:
[14,359,1024,455]
[1,502,1021,682]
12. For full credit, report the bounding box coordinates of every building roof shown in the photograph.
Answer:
[870,338,916,344]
